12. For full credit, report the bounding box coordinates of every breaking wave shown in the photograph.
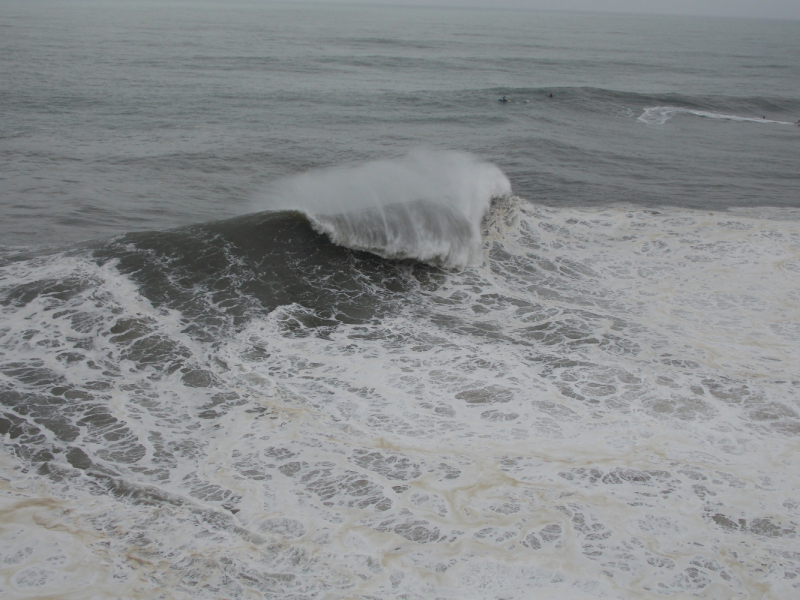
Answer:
[254,150,512,268]
[638,106,796,126]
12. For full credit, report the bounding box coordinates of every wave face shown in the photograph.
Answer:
[255,150,512,268]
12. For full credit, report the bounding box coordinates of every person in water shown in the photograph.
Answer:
[548,93,553,98]
[500,96,508,102]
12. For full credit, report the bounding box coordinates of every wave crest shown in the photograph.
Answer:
[255,150,512,268]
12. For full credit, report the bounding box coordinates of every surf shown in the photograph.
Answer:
[252,150,512,269]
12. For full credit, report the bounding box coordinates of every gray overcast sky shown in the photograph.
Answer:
[305,0,800,20]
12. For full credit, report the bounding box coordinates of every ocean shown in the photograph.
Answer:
[1,2,799,598]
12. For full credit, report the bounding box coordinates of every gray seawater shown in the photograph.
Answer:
[1,2,799,599]
[2,1,799,246]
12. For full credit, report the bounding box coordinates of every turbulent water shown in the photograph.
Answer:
[1,2,800,599]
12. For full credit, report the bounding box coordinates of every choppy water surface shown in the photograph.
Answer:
[1,2,799,599]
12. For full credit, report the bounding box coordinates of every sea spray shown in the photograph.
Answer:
[254,150,512,268]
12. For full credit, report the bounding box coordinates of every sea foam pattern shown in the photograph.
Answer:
[1,200,799,599]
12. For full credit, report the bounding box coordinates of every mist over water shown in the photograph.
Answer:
[1,3,800,599]
[256,151,512,267]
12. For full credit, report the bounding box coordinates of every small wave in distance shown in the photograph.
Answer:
[639,105,796,125]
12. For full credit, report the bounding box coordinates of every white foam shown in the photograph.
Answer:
[1,200,800,598]
[639,106,795,126]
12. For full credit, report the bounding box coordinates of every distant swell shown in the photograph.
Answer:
[254,150,512,268]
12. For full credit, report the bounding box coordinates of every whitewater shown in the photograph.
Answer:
[2,169,799,597]
[1,3,800,599]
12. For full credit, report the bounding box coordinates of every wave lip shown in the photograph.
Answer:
[256,150,512,269]
[639,105,795,125]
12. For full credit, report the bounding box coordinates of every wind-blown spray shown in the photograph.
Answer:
[255,150,512,268]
